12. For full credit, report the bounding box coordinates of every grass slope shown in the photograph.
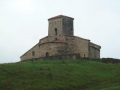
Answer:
[0,60,120,90]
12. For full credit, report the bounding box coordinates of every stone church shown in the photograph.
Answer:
[20,15,101,61]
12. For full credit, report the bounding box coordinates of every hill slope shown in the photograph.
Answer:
[0,60,120,90]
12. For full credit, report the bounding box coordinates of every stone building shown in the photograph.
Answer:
[20,15,101,61]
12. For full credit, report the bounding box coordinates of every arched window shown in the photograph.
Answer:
[55,28,57,36]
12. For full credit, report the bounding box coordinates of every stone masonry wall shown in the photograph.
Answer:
[89,42,100,59]
[90,47,99,59]
[48,18,63,41]
[21,36,101,61]
[39,42,66,57]
[39,36,48,44]
[95,48,100,58]
[65,36,89,58]
[89,47,94,58]
[62,17,74,35]
[20,42,66,61]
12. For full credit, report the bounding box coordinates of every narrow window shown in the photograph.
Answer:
[32,51,35,56]
[84,54,85,57]
[55,38,57,40]
[55,28,57,36]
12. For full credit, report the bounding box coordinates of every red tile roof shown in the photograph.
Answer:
[48,15,74,20]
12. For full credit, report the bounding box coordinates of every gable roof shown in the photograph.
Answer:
[48,15,74,20]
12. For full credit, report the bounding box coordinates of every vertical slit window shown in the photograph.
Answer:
[32,51,35,56]
[55,28,57,36]
[84,54,85,57]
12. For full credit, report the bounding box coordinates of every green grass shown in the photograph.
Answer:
[0,60,120,90]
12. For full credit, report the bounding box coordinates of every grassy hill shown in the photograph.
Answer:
[0,60,120,90]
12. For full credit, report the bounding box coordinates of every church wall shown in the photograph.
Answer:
[89,47,95,58]
[65,36,89,58]
[21,42,66,61]
[20,44,40,61]
[39,42,66,57]
[94,48,100,58]
[89,42,101,59]
[89,46,100,59]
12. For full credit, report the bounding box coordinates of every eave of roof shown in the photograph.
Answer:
[90,42,101,48]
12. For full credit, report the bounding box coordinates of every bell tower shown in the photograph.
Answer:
[48,15,74,40]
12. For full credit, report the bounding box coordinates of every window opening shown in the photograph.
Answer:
[32,51,35,56]
[55,28,57,36]
[46,52,49,57]
[84,54,85,57]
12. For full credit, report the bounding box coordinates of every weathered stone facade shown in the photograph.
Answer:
[20,15,101,61]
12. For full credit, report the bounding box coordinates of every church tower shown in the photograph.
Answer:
[48,15,74,40]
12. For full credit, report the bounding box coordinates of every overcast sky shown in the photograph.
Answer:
[0,0,120,63]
